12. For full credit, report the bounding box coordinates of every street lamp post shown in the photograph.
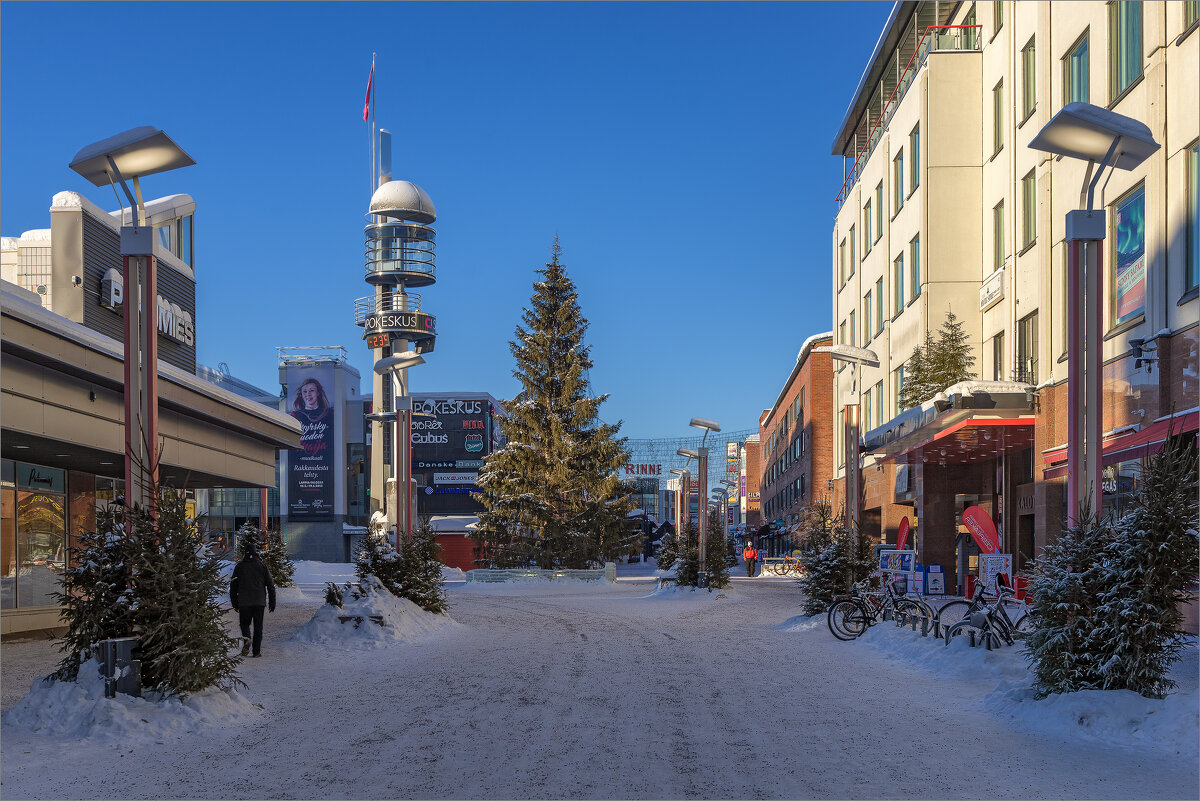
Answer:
[374,351,425,545]
[69,128,195,509]
[669,468,690,544]
[1029,103,1159,524]
[813,345,879,541]
[679,416,721,589]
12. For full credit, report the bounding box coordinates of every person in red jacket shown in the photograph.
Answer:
[742,542,759,577]
[230,538,276,658]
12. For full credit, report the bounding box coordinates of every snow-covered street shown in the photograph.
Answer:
[2,568,1197,800]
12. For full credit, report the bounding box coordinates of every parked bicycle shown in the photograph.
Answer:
[934,574,1030,631]
[770,554,804,576]
[826,575,929,640]
[943,574,1035,648]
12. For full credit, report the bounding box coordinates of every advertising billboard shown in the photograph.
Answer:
[285,363,336,520]
[1113,186,1146,326]
[410,397,492,471]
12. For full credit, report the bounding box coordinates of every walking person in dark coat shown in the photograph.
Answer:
[230,538,276,657]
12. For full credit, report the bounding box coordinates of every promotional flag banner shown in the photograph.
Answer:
[962,505,999,554]
[896,515,910,551]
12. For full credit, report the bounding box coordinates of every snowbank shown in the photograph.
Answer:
[641,582,734,601]
[776,614,824,632]
[454,576,621,595]
[821,619,1199,751]
[3,658,260,742]
[292,578,459,649]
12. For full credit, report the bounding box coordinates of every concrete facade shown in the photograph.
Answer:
[830,1,1198,591]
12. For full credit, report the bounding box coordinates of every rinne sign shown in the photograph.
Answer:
[623,464,662,476]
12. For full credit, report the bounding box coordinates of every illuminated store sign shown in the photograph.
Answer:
[99,268,195,346]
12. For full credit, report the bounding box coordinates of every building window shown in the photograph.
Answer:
[893,366,906,416]
[1022,170,1037,248]
[839,238,848,287]
[893,254,905,313]
[994,0,1003,32]
[1112,183,1146,326]
[1187,141,1198,294]
[839,320,847,345]
[1110,1,1142,100]
[875,277,884,333]
[992,332,1006,381]
[1064,32,1089,104]
[873,381,884,428]
[993,80,1004,155]
[849,310,856,346]
[875,182,884,242]
[893,150,905,213]
[910,126,920,190]
[863,291,874,343]
[864,201,873,254]
[1021,38,1036,121]
[863,388,873,433]
[994,201,1006,272]
[848,226,856,278]
[910,235,921,300]
[1016,311,1039,384]
[1187,2,1199,29]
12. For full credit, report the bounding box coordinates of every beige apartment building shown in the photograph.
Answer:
[830,0,1198,593]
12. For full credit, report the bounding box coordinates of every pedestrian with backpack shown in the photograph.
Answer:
[742,542,759,577]
[230,537,276,658]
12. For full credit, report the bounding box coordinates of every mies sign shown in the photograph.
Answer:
[410,398,491,464]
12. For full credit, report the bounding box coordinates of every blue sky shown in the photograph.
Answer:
[1,1,892,439]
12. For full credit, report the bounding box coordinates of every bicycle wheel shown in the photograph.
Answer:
[1012,610,1036,639]
[935,600,973,627]
[944,619,978,646]
[827,599,868,640]
[896,599,932,626]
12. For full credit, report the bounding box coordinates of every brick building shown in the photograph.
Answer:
[756,333,835,556]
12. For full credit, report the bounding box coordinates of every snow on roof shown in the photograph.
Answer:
[50,190,195,280]
[796,330,835,365]
[428,515,480,533]
[18,229,52,244]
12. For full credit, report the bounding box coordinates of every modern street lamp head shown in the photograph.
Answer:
[814,344,880,368]
[689,417,721,432]
[373,351,425,374]
[69,127,195,186]
[1028,102,1159,170]
[676,447,699,460]
[669,468,689,477]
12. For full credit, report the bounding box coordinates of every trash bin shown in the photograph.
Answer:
[97,637,141,698]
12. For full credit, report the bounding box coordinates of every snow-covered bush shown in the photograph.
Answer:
[353,517,447,614]
[52,487,242,696]
[796,503,872,616]
[1027,433,1198,698]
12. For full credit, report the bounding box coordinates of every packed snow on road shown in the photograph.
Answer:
[2,561,1196,800]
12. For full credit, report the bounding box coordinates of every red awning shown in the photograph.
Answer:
[1043,411,1198,479]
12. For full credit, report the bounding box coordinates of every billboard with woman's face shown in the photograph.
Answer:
[286,365,336,520]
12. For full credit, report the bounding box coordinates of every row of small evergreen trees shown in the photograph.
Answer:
[326,517,447,615]
[51,489,293,696]
[470,240,639,569]
[656,508,734,589]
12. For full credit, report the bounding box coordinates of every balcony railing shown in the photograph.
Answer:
[354,291,425,325]
[835,25,982,209]
[364,221,436,287]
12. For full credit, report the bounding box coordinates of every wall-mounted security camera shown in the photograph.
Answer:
[71,275,82,286]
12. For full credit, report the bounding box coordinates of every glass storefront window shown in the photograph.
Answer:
[1101,460,1141,519]
[16,490,66,608]
[2,486,15,609]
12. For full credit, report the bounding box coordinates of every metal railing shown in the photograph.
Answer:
[354,292,424,325]
[364,221,436,283]
[835,25,982,209]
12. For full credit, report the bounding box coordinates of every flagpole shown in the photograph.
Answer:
[371,53,377,190]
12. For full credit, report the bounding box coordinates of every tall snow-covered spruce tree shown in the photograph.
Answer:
[471,239,636,568]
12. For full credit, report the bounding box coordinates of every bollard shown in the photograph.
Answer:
[910,616,918,631]
[921,617,930,637]
[969,630,977,648]
[985,631,993,651]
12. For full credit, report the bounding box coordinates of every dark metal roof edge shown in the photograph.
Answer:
[831,1,916,156]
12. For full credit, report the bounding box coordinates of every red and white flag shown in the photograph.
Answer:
[363,61,374,122]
